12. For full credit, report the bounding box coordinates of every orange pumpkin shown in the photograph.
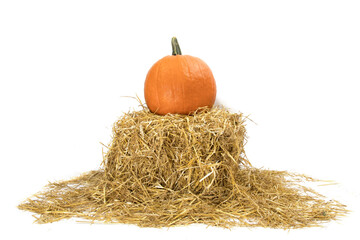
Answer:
[144,37,216,115]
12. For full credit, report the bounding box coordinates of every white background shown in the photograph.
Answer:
[1,0,359,239]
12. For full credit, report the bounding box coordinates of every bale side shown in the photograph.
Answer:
[103,107,250,195]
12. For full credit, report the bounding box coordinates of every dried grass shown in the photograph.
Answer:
[18,106,348,228]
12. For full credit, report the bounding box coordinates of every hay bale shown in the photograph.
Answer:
[18,107,348,228]
[104,107,250,193]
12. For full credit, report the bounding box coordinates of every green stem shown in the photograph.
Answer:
[171,37,182,56]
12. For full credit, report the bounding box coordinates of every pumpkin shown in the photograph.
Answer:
[144,37,216,115]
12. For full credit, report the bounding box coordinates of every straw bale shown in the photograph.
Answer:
[18,107,348,228]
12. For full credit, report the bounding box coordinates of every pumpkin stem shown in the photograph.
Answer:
[171,37,182,56]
